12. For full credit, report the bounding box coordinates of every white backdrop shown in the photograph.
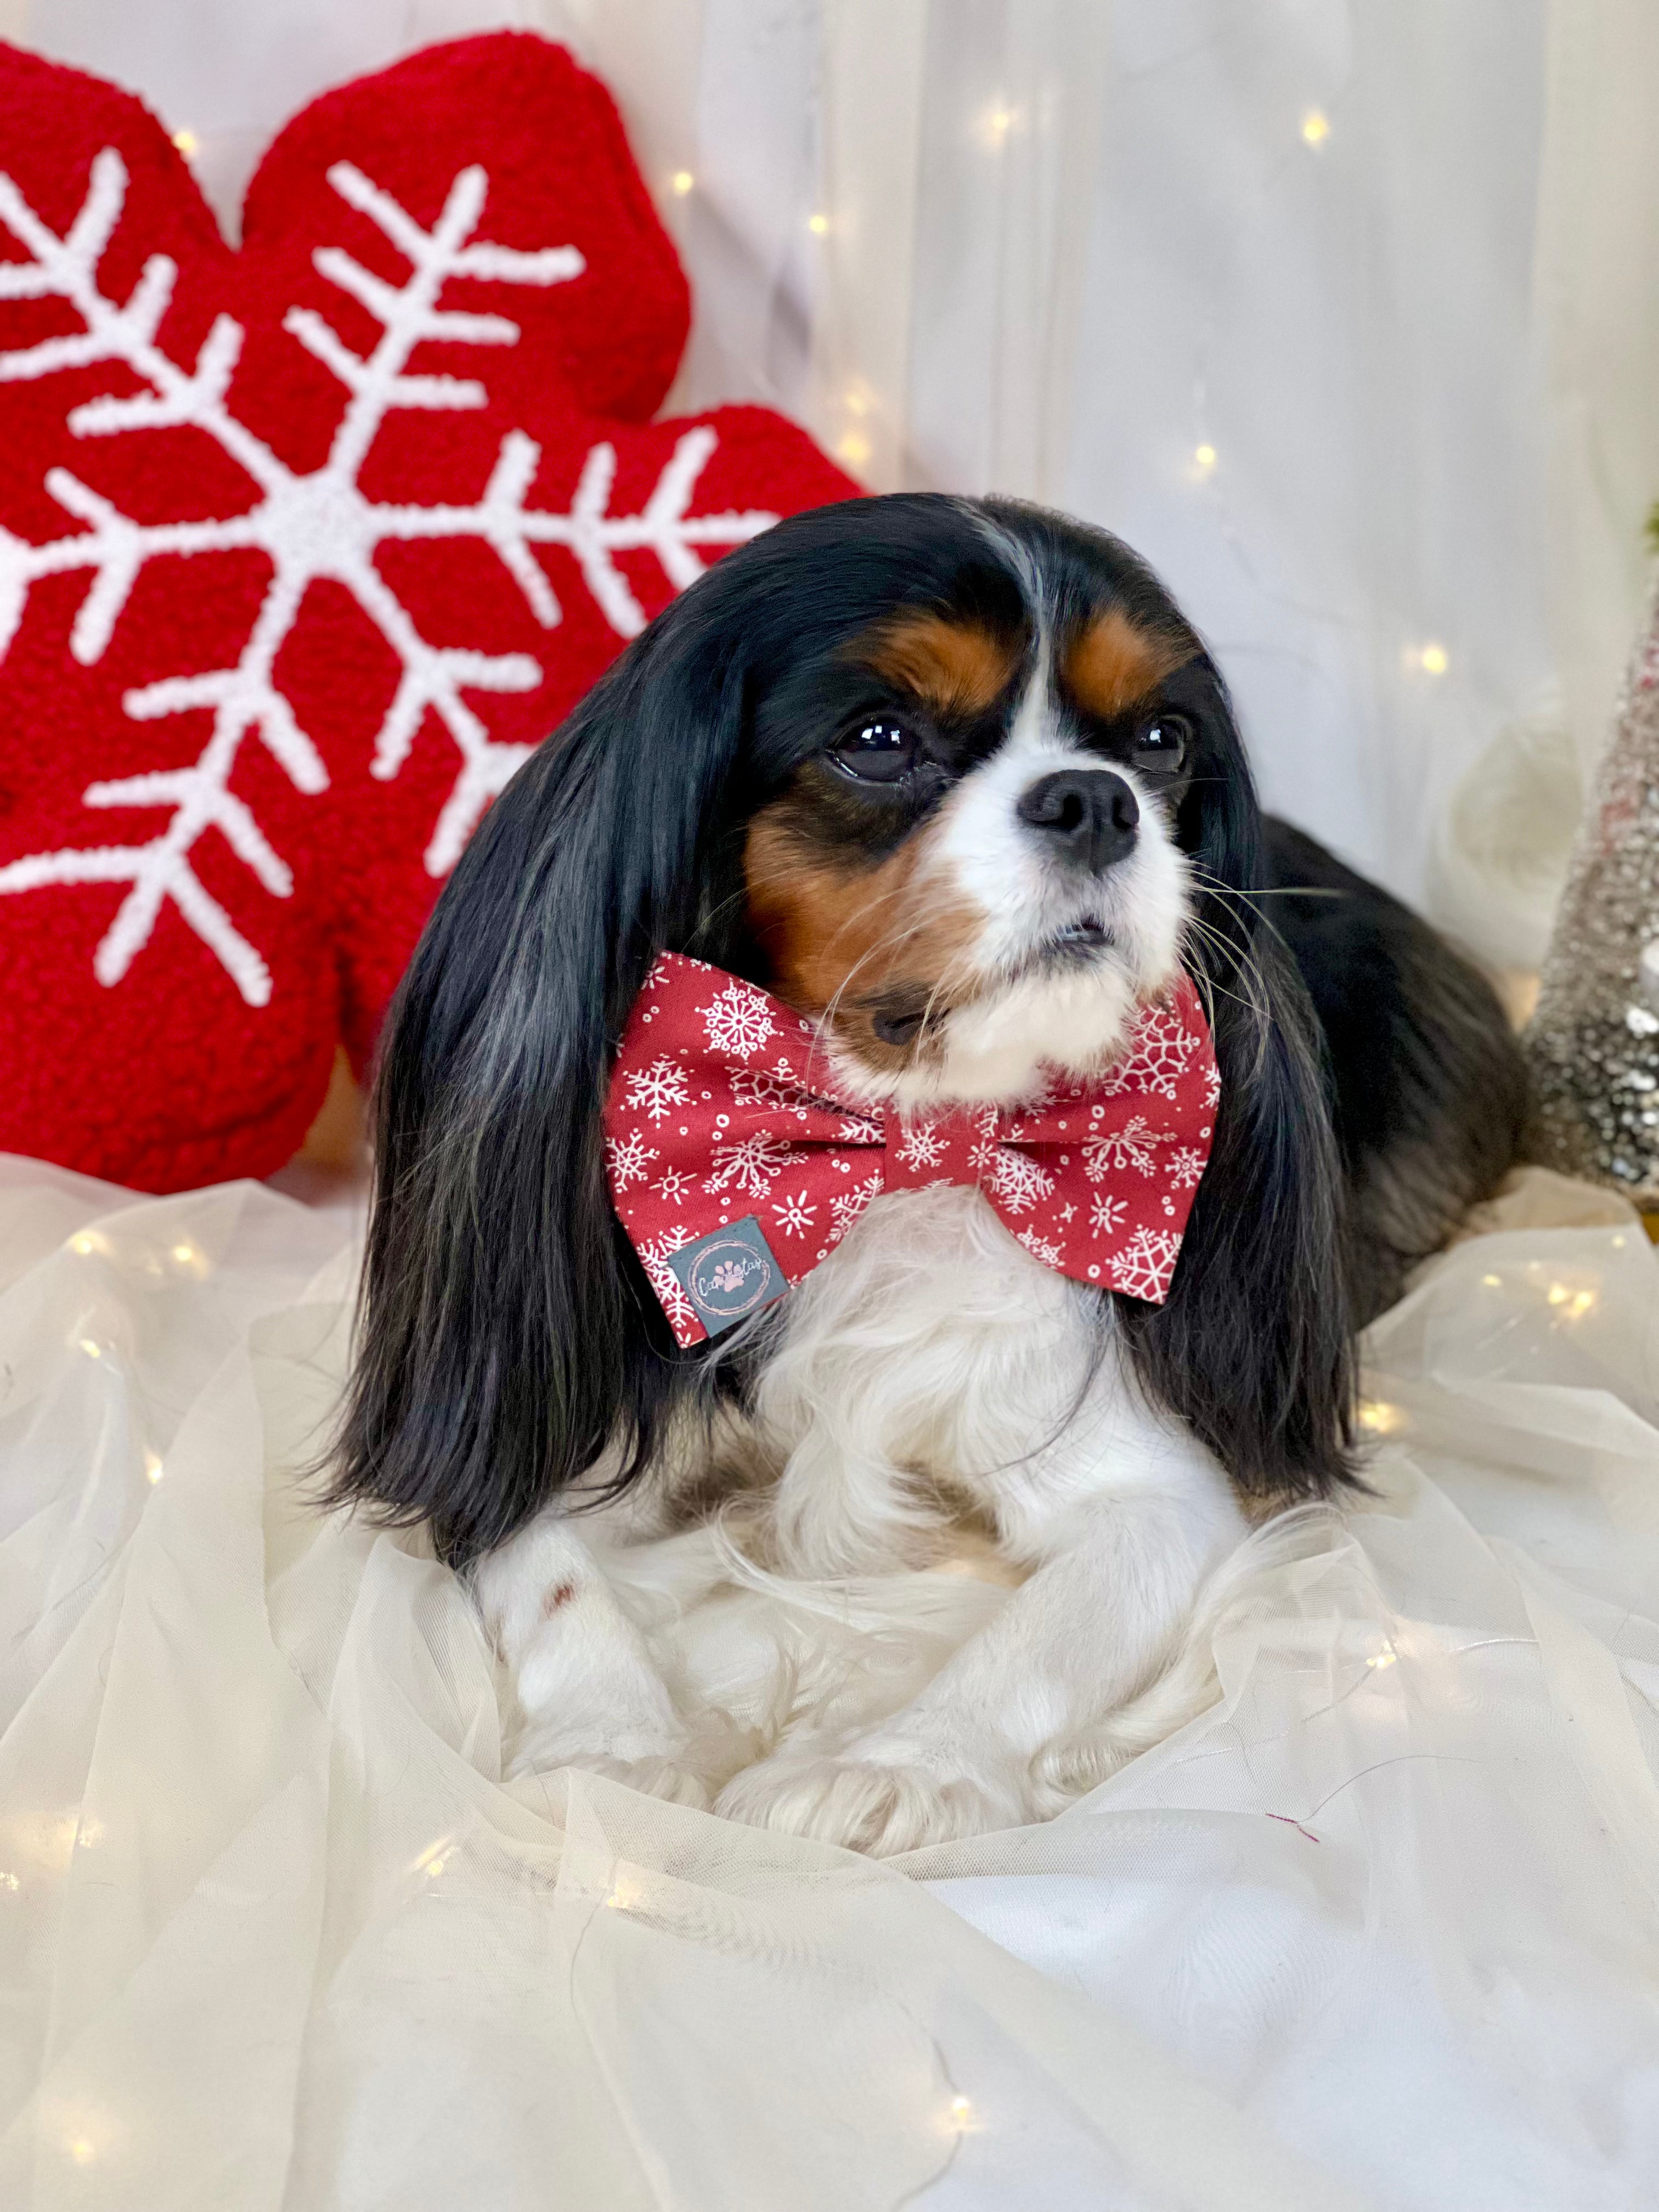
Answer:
[8,0,1659,963]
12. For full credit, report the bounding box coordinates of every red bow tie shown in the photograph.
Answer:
[603,952,1218,1345]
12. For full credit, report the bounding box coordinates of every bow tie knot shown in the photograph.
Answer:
[605,953,1218,1345]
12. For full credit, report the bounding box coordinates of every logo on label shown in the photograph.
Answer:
[668,1216,787,1336]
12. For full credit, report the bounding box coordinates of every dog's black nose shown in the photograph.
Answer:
[1017,769,1139,873]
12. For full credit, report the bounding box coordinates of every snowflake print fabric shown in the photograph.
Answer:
[604,950,1218,1345]
[0,36,856,1190]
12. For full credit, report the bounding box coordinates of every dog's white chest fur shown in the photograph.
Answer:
[475,1184,1253,1855]
[754,1183,1237,1577]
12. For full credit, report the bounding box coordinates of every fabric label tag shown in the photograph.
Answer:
[667,1215,788,1336]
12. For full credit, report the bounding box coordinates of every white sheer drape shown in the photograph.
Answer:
[4,1160,1658,2209]
[9,0,1658,955]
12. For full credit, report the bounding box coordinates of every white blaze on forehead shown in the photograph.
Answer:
[922,654,1188,984]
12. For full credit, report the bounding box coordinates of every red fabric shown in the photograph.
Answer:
[0,34,857,1192]
[604,952,1220,1346]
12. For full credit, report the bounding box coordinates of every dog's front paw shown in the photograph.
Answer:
[472,1516,709,1804]
[715,1734,1032,1857]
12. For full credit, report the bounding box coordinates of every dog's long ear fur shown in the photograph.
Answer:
[1119,673,1359,1502]
[328,602,753,1567]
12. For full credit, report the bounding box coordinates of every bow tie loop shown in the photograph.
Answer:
[605,953,1218,1345]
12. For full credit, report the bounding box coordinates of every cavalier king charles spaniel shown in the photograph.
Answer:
[329,495,1526,1855]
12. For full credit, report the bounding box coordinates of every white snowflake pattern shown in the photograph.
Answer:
[705,1130,789,1198]
[1081,1116,1159,1180]
[652,1165,696,1205]
[703,978,777,1060]
[1001,1075,1054,1127]
[730,1059,810,1119]
[605,1126,658,1189]
[1088,1192,1128,1242]
[967,1108,1001,1178]
[623,1055,691,1125]
[637,1226,697,1334]
[828,1178,878,1239]
[0,150,777,1002]
[1201,1063,1222,1110]
[1017,1226,1065,1268]
[987,1148,1056,1215]
[1109,1226,1183,1300]
[1100,1002,1202,1101]
[770,1187,817,1239]
[895,1120,948,1171]
[1166,1144,1207,1192]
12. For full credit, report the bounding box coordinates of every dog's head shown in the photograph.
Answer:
[335,496,1353,1562]
[732,503,1210,1108]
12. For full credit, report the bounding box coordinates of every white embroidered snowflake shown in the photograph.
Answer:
[1166,1144,1207,1191]
[828,1178,878,1238]
[895,1120,948,1171]
[1088,1192,1128,1241]
[1082,1115,1159,1180]
[1201,1063,1222,1110]
[652,1165,696,1205]
[0,149,777,1003]
[703,978,776,1060]
[770,1187,817,1239]
[987,1148,1056,1215]
[705,1130,789,1198]
[1100,1002,1201,1100]
[637,1227,697,1334]
[1016,1225,1065,1268]
[622,1055,691,1125]
[604,1126,658,1189]
[1109,1225,1183,1300]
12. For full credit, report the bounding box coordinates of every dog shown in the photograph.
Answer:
[1262,818,1530,1323]
[328,493,1526,1855]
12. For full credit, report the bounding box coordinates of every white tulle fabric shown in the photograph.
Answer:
[3,1154,1658,2209]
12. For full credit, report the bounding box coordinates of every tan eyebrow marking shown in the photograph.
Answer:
[1064,607,1195,720]
[859,611,1023,718]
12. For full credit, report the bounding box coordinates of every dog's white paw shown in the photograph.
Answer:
[715,1733,1033,1857]
[472,1519,710,1805]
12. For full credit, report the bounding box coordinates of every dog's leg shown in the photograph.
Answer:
[472,1510,709,1805]
[716,1477,1244,1854]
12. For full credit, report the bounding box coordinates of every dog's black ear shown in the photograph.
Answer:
[1120,676,1358,1502]
[327,603,752,1567]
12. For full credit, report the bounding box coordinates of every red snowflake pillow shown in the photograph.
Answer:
[0,34,857,1190]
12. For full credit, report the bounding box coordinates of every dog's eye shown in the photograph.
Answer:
[829,719,918,783]
[1134,713,1192,769]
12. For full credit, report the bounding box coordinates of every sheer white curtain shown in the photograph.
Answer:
[11,0,1658,960]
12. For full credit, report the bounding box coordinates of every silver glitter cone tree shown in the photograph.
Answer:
[1527,572,1659,1194]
